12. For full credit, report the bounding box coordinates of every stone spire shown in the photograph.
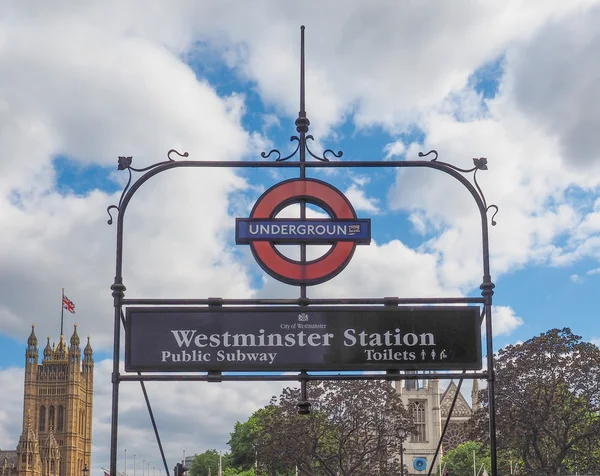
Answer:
[83,336,94,372]
[54,335,67,361]
[69,324,81,365]
[40,423,60,476]
[43,337,53,361]
[16,410,41,474]
[27,325,38,348]
[26,325,38,365]
[70,324,80,347]
[472,376,480,411]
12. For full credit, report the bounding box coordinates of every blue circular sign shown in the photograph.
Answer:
[414,457,427,471]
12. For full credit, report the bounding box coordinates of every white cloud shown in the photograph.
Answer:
[343,184,380,214]
[505,6,600,167]
[384,141,406,160]
[492,305,524,336]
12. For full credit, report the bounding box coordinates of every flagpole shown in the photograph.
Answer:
[60,288,65,336]
[473,450,476,476]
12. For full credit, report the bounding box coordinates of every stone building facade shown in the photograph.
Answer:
[0,325,94,476]
[395,377,479,475]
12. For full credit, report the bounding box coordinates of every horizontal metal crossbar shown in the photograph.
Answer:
[121,297,485,305]
[118,372,489,382]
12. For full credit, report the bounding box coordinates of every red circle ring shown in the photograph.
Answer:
[249,178,357,286]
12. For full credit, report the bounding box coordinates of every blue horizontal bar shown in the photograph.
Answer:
[236,218,371,244]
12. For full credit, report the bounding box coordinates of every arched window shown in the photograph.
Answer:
[410,400,427,443]
[39,406,46,431]
[49,406,55,430]
[57,405,64,431]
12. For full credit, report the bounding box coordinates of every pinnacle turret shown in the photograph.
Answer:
[27,325,38,347]
[17,410,40,473]
[26,324,39,364]
[43,336,52,360]
[83,336,94,372]
[54,335,67,360]
[472,376,480,411]
[70,324,80,347]
[84,336,93,356]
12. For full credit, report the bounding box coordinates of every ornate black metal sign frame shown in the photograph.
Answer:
[125,306,481,372]
[106,27,499,476]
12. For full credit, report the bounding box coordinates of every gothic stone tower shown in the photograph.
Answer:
[19,325,94,476]
[395,377,442,475]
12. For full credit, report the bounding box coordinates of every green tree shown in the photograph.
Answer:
[254,380,412,475]
[228,409,273,470]
[442,441,490,476]
[471,328,600,475]
[223,469,254,476]
[189,450,231,476]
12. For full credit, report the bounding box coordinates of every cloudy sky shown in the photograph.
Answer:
[2,1,600,474]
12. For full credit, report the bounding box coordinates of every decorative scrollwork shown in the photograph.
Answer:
[167,149,189,161]
[261,136,301,162]
[259,135,343,163]
[305,135,342,162]
[418,150,498,226]
[487,205,499,226]
[473,157,488,170]
[107,150,189,225]
[418,150,439,162]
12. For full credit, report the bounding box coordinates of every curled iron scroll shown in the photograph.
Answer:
[418,150,498,226]
[106,149,189,225]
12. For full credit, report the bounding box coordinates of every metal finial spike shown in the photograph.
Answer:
[296,25,310,136]
[300,26,305,114]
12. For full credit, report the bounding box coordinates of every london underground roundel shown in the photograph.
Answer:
[236,178,371,285]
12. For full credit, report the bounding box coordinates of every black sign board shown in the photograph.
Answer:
[125,306,482,372]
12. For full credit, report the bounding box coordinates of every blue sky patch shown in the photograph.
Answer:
[53,156,121,196]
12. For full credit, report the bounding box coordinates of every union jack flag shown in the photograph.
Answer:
[62,295,75,314]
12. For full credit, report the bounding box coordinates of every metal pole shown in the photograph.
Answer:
[400,441,404,476]
[109,278,124,476]
[60,288,65,336]
[125,449,127,476]
[297,25,309,297]
[482,290,497,476]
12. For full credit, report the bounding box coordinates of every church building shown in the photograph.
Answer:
[0,325,94,476]
[395,376,480,475]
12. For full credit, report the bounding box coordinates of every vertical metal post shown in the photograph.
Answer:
[482,285,497,476]
[400,441,404,476]
[110,278,125,476]
[296,25,309,297]
[480,182,497,475]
